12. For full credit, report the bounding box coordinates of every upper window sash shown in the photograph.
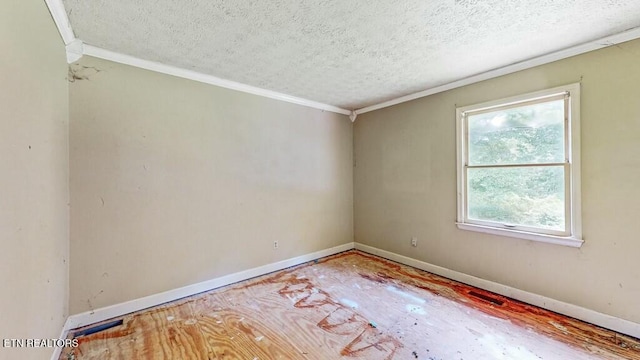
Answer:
[461,93,569,167]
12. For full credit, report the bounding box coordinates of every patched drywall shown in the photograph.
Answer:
[62,0,640,109]
[0,0,69,358]
[354,38,640,323]
[69,56,353,314]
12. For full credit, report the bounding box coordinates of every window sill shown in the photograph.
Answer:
[455,223,584,248]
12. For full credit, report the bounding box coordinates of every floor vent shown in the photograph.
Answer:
[468,291,504,306]
[73,319,124,338]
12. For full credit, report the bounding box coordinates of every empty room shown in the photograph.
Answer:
[2,0,640,359]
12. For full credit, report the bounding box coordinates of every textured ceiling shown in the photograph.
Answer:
[63,0,640,110]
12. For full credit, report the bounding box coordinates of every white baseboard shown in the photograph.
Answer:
[53,240,638,353]
[50,317,73,360]
[354,242,640,339]
[65,242,354,330]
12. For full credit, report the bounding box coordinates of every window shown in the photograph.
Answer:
[456,84,582,247]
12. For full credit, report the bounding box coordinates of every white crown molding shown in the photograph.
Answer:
[82,45,352,116]
[44,0,350,115]
[44,0,640,119]
[44,0,75,45]
[354,243,640,339]
[65,39,83,63]
[355,26,640,115]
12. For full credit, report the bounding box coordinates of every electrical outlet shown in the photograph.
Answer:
[411,237,417,247]
[273,241,279,249]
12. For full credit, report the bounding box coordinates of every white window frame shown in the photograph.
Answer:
[455,83,583,248]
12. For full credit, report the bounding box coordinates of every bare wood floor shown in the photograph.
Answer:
[63,250,640,359]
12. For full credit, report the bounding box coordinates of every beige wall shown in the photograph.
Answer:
[69,56,353,314]
[0,0,69,359]
[355,39,640,323]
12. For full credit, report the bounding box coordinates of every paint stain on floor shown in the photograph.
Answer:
[62,250,640,360]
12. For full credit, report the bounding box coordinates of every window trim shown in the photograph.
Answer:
[455,83,583,247]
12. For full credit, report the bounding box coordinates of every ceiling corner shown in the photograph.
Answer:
[66,39,83,63]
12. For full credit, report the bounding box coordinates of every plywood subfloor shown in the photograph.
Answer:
[63,250,640,359]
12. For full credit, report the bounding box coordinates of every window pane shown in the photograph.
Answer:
[467,166,565,230]
[468,100,565,165]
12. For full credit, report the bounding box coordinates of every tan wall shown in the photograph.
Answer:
[0,0,70,359]
[354,39,640,323]
[69,56,353,314]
